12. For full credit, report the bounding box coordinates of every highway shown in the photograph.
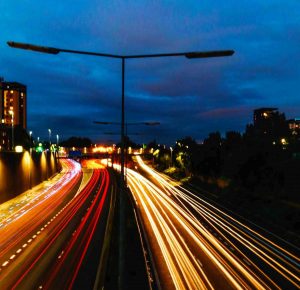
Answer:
[0,158,114,290]
[125,156,300,290]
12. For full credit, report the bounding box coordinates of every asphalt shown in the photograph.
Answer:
[104,184,150,290]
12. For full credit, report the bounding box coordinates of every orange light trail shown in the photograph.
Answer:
[113,156,300,289]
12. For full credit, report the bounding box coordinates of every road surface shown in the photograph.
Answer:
[125,156,300,290]
[0,158,115,290]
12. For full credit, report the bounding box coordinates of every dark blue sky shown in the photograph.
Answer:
[1,1,300,145]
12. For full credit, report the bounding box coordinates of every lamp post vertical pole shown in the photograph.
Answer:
[48,129,51,146]
[119,57,125,290]
[29,131,32,189]
[10,111,14,151]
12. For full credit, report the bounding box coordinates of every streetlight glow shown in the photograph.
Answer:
[29,131,33,148]
[48,128,52,145]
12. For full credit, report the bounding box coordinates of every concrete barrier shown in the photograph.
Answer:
[0,150,61,204]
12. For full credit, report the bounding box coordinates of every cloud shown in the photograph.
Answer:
[1,0,300,144]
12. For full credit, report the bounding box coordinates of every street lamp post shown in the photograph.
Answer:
[29,130,32,147]
[29,131,33,189]
[7,41,234,289]
[48,129,51,146]
[9,110,14,151]
[170,146,173,167]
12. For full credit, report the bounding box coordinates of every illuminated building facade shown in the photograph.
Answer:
[0,78,27,150]
[253,107,280,135]
[287,119,300,135]
[253,107,278,126]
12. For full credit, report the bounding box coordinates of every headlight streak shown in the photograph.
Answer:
[127,156,299,289]
[128,170,261,289]
[12,171,99,289]
[9,168,102,289]
[140,156,299,264]
[171,193,281,289]
[136,158,300,287]
[0,159,81,227]
[137,157,300,264]
[0,159,85,288]
[41,168,110,289]
[0,160,82,261]
[112,160,244,288]
[173,188,300,287]
[132,174,214,289]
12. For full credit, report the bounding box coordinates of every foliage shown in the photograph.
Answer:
[60,136,92,148]
[153,110,300,202]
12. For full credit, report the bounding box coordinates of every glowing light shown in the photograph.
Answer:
[281,138,287,145]
[15,145,23,153]
[124,156,300,289]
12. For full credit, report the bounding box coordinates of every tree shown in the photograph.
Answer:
[174,137,197,176]
[60,136,92,148]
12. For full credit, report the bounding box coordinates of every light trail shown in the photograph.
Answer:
[41,168,110,289]
[115,156,300,289]
[0,159,82,267]
[0,159,85,288]
[136,156,300,287]
[0,158,113,289]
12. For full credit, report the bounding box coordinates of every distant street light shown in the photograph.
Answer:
[29,132,33,189]
[170,146,173,167]
[29,131,32,147]
[48,129,51,145]
[56,134,59,145]
[7,40,234,289]
[9,110,14,151]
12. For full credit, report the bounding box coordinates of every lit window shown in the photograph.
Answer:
[281,138,287,145]
[10,90,14,94]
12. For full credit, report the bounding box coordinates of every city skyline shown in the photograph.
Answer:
[1,1,300,144]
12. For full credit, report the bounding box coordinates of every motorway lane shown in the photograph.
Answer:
[126,156,300,289]
[0,159,83,288]
[0,159,114,289]
[0,159,82,228]
[0,159,82,262]
[40,168,113,290]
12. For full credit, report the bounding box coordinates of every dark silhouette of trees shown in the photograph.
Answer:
[60,136,92,148]
[173,137,197,176]
[200,132,222,177]
[154,108,300,202]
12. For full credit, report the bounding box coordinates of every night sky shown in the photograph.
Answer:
[1,1,299,145]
